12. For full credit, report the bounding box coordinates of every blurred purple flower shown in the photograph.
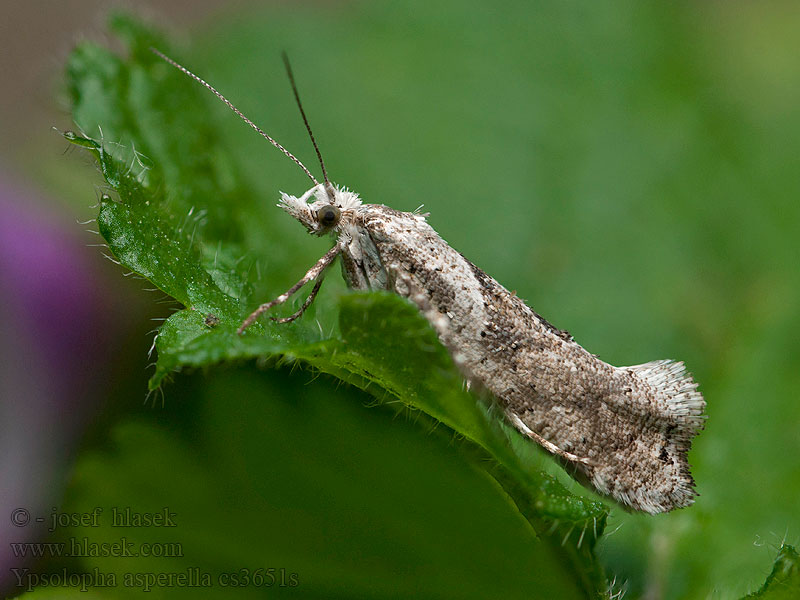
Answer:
[0,174,114,594]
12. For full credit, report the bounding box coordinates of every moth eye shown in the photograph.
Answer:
[317,204,341,227]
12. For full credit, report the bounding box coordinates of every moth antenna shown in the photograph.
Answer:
[150,47,319,185]
[281,52,335,202]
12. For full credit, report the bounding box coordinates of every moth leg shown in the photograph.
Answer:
[237,243,343,334]
[507,412,594,466]
[270,278,324,324]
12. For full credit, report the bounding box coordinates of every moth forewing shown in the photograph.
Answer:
[337,198,705,514]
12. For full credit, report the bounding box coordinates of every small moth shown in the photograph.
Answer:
[153,49,705,514]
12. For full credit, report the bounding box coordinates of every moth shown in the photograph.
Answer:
[153,48,705,514]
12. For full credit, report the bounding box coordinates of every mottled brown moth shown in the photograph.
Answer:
[153,48,706,514]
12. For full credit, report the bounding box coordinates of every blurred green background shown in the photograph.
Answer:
[2,1,800,599]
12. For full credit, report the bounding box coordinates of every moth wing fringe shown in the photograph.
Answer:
[624,359,706,434]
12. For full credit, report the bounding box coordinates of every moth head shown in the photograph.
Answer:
[279,183,362,235]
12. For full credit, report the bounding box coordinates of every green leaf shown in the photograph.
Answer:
[62,12,611,598]
[743,545,800,599]
[47,2,800,599]
[36,369,595,599]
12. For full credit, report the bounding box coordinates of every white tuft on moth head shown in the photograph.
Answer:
[279,183,362,235]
